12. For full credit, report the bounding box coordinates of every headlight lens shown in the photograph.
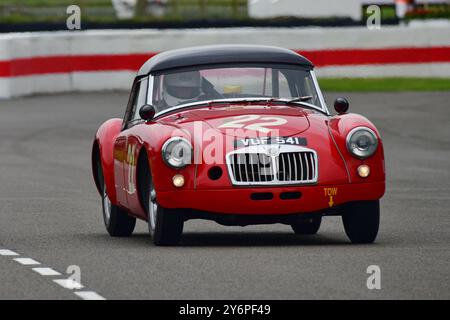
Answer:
[162,137,192,168]
[346,127,378,159]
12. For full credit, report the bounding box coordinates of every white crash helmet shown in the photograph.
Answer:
[163,71,202,106]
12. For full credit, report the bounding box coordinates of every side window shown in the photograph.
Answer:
[122,78,149,130]
[123,80,140,129]
[131,78,148,121]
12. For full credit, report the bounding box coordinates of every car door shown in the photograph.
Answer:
[123,77,148,218]
[113,77,147,211]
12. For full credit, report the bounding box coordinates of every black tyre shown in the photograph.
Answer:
[291,217,322,235]
[342,200,380,244]
[144,171,184,246]
[149,205,184,246]
[102,184,136,237]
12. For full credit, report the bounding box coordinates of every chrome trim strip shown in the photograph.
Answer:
[327,122,351,183]
[305,152,310,180]
[293,153,298,181]
[146,75,154,105]
[310,70,330,115]
[298,153,303,181]
[152,97,327,119]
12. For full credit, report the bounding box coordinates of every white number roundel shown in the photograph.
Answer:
[219,115,287,134]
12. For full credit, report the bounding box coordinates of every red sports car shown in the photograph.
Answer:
[92,45,385,245]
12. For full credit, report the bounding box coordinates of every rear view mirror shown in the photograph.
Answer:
[139,104,156,121]
[334,97,349,114]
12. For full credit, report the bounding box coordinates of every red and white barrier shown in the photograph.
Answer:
[1,25,450,99]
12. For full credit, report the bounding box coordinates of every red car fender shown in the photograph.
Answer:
[92,118,123,204]
[140,122,197,192]
[328,113,386,185]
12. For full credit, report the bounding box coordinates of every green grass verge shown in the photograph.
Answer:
[318,78,450,92]
[1,0,111,6]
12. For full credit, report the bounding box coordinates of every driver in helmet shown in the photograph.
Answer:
[162,71,203,107]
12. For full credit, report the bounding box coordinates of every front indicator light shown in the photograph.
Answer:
[357,165,370,178]
[172,174,185,188]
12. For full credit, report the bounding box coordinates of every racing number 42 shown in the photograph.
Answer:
[219,115,287,134]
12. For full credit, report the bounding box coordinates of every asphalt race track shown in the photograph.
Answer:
[0,91,449,300]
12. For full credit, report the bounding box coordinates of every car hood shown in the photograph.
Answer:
[156,103,316,139]
[153,103,350,185]
[188,104,310,138]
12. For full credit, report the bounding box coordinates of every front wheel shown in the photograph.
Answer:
[102,184,136,237]
[147,179,184,246]
[291,217,322,235]
[342,200,380,244]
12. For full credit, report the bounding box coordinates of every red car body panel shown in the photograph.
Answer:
[157,182,385,215]
[93,118,122,204]
[93,102,385,221]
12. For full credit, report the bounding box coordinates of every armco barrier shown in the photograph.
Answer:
[1,26,450,99]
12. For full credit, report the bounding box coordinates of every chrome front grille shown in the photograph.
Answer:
[277,152,316,182]
[227,145,318,186]
[230,153,275,183]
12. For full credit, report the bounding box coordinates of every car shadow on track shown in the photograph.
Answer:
[112,232,354,247]
[76,232,385,248]
[177,232,351,247]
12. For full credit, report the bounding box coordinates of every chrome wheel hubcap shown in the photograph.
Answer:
[149,184,158,231]
[103,186,111,226]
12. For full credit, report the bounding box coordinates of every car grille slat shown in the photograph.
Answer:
[284,153,289,181]
[293,153,299,181]
[287,153,292,181]
[309,153,314,180]
[233,154,242,181]
[306,153,310,180]
[302,153,308,180]
[244,154,249,182]
[253,154,260,182]
[228,149,317,185]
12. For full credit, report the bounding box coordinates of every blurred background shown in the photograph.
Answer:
[1,0,449,99]
[0,1,449,301]
[0,0,449,30]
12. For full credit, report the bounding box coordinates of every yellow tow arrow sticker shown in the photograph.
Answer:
[324,187,338,207]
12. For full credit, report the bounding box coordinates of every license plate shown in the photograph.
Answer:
[235,137,307,148]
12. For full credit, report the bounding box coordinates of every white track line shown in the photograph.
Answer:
[32,267,61,276]
[0,249,19,256]
[2,248,105,300]
[53,279,84,290]
[74,291,106,300]
[13,258,40,265]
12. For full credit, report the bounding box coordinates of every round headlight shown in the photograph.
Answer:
[162,137,192,169]
[346,127,378,159]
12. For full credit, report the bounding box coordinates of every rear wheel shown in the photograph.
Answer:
[145,174,184,246]
[102,184,136,237]
[291,217,322,235]
[342,200,380,244]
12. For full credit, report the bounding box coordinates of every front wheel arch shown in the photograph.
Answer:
[91,141,103,195]
[136,147,151,219]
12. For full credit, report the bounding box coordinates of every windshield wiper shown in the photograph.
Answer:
[262,97,326,113]
[155,97,323,119]
[288,96,313,103]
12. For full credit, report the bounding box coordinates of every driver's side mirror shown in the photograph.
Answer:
[139,104,156,121]
[334,97,349,115]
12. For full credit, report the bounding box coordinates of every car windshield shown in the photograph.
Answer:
[149,64,323,113]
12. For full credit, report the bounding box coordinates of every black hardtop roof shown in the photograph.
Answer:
[137,44,314,76]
